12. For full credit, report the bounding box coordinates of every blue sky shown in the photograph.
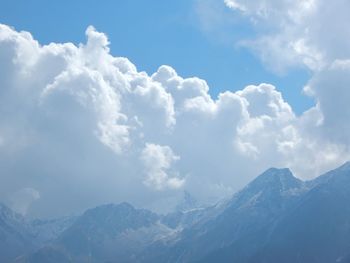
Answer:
[0,0,313,114]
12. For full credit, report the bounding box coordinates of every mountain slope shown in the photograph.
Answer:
[25,202,175,263]
[198,163,350,263]
[252,162,350,263]
[8,162,350,263]
[0,204,75,263]
[0,204,35,263]
[140,168,305,262]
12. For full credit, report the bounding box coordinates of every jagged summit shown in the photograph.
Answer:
[66,201,159,234]
[220,167,304,216]
[257,167,294,179]
[175,191,199,212]
[246,167,302,193]
[80,202,143,218]
[0,202,26,224]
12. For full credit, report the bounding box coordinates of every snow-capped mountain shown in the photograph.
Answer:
[140,167,306,262]
[253,161,350,263]
[5,162,350,263]
[20,203,176,263]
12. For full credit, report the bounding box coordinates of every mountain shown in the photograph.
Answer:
[175,191,200,212]
[0,204,76,263]
[23,203,175,263]
[140,167,305,262]
[29,216,77,245]
[6,162,350,263]
[189,163,350,263]
[251,162,350,263]
[0,203,34,263]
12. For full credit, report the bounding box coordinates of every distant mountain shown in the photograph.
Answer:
[5,162,350,263]
[195,168,306,262]
[30,216,77,246]
[22,203,175,263]
[0,204,76,263]
[0,203,34,263]
[185,163,350,263]
[175,191,200,212]
[141,168,306,262]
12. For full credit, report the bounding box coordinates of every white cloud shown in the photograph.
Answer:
[305,60,350,146]
[141,143,184,190]
[1,23,349,217]
[225,0,350,72]
[224,0,350,176]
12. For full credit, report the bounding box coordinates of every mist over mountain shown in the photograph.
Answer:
[2,162,350,263]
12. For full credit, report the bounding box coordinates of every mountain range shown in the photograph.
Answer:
[2,162,350,262]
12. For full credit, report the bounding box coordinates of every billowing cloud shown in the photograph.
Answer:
[0,23,349,218]
[141,143,184,190]
[223,0,350,171]
[225,0,350,72]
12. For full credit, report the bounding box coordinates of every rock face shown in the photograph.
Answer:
[4,162,350,263]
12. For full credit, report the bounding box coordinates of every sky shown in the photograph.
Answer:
[1,0,350,218]
[0,0,313,114]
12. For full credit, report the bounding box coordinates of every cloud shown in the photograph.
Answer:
[223,0,350,175]
[305,60,350,146]
[0,23,349,217]
[224,0,350,72]
[141,143,184,190]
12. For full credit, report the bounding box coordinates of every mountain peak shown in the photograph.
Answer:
[247,167,302,193]
[265,167,293,175]
[224,167,303,212]
[57,202,160,251]
[175,191,199,212]
[106,202,134,210]
[0,202,25,223]
[255,167,294,182]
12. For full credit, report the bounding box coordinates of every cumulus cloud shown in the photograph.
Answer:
[224,0,350,168]
[305,60,350,145]
[141,143,184,190]
[0,23,349,217]
[225,0,350,72]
